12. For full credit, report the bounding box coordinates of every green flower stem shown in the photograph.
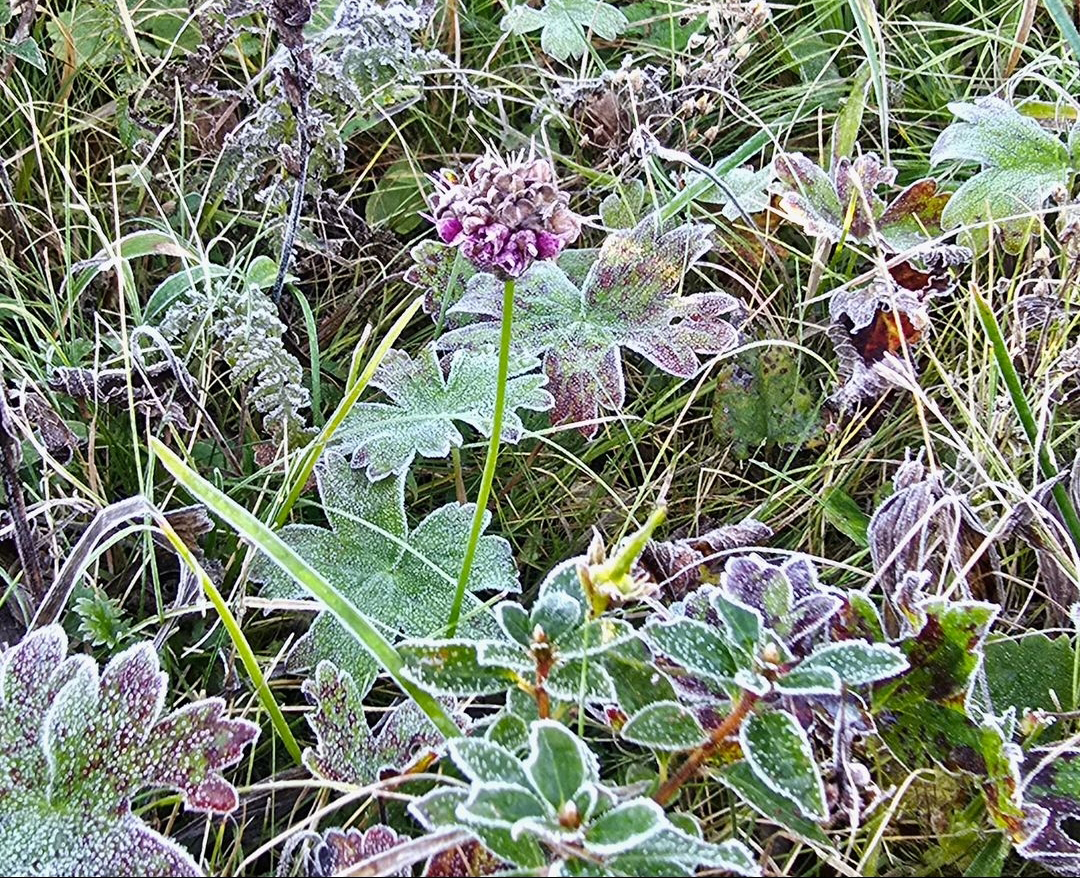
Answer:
[446,276,515,636]
[974,288,1080,553]
[151,438,462,740]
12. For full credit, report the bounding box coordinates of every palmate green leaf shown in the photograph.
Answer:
[253,452,518,692]
[621,701,708,751]
[440,212,739,438]
[332,344,552,480]
[931,96,1075,253]
[739,711,828,821]
[0,626,257,877]
[684,164,775,221]
[502,0,629,61]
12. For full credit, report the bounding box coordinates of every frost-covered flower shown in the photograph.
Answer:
[428,150,581,277]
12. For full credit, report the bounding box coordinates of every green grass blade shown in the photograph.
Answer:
[150,437,462,740]
[1044,0,1080,60]
[974,288,1080,552]
[158,518,304,766]
[273,294,425,527]
[847,0,889,163]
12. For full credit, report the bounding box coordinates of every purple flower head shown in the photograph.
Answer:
[428,149,581,278]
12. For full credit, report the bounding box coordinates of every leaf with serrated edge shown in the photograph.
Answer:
[302,661,446,784]
[440,212,738,437]
[253,452,518,686]
[502,0,628,61]
[739,711,828,821]
[931,96,1073,253]
[333,344,551,480]
[0,626,257,876]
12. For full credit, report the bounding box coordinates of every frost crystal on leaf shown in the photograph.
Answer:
[306,825,410,877]
[931,96,1075,253]
[302,661,450,784]
[333,343,553,480]
[253,451,519,692]
[0,625,258,877]
[439,211,740,437]
[774,151,947,252]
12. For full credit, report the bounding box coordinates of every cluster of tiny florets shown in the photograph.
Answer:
[428,151,582,278]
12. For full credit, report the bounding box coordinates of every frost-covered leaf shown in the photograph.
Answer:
[635,517,774,602]
[801,641,909,686]
[740,710,828,821]
[621,701,708,751]
[333,344,552,479]
[722,554,842,646]
[644,617,740,684]
[931,96,1074,253]
[827,247,969,411]
[717,761,831,845]
[685,164,775,221]
[1016,746,1080,875]
[409,239,477,323]
[867,453,999,627]
[599,636,678,715]
[502,0,629,61]
[253,451,518,689]
[985,633,1077,716]
[605,824,760,876]
[712,346,820,459]
[583,799,664,853]
[873,598,1000,772]
[774,152,947,251]
[440,212,739,437]
[302,661,448,784]
[425,718,758,875]
[450,737,534,789]
[3,37,46,71]
[0,626,257,877]
[599,179,646,229]
[525,720,598,809]
[399,639,523,696]
[307,825,410,877]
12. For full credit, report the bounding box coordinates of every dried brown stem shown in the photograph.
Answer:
[653,693,758,807]
[0,381,45,612]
